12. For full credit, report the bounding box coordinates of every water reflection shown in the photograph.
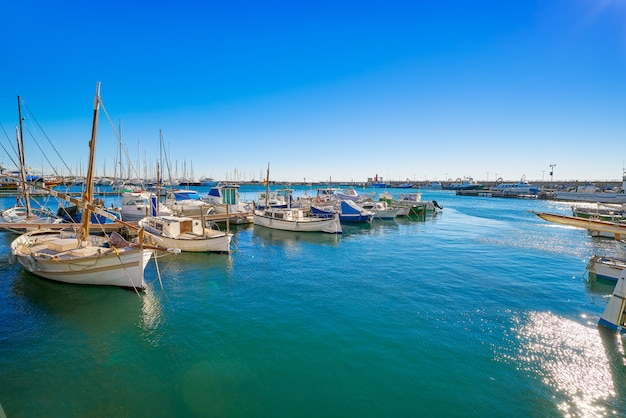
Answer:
[507,311,626,416]
[13,271,163,344]
[252,225,341,247]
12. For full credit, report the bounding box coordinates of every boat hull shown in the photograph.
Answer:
[553,192,626,203]
[10,231,152,289]
[143,230,231,252]
[587,255,626,282]
[253,211,342,234]
[371,209,400,220]
[532,211,626,239]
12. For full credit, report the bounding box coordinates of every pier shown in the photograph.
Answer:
[454,189,555,199]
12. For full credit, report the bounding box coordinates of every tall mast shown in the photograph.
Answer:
[80,82,101,240]
[16,96,32,218]
[265,162,270,208]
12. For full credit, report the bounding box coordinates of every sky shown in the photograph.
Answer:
[1,0,626,184]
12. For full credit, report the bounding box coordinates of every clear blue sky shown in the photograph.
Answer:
[1,0,626,183]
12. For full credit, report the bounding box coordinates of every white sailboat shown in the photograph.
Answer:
[0,96,62,230]
[9,83,159,289]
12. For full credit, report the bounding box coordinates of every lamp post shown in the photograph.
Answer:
[549,164,556,184]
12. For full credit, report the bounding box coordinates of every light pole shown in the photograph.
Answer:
[549,164,556,184]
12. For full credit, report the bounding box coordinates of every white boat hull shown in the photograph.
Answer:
[253,210,342,234]
[210,204,253,224]
[143,229,231,252]
[553,192,626,203]
[599,270,626,332]
[587,255,626,282]
[10,231,152,289]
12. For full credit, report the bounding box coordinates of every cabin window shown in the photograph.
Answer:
[180,221,193,234]
[223,188,237,205]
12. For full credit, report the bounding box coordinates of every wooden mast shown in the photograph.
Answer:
[16,96,32,218]
[79,82,101,241]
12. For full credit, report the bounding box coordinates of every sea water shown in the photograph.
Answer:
[1,186,625,417]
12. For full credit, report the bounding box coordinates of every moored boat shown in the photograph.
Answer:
[492,177,539,195]
[532,211,626,240]
[9,83,161,289]
[553,174,626,203]
[442,177,482,190]
[587,254,626,282]
[359,200,400,220]
[310,200,374,223]
[571,204,626,222]
[253,206,342,233]
[253,163,342,234]
[139,215,232,252]
[204,184,253,224]
[598,270,626,332]
[164,189,213,217]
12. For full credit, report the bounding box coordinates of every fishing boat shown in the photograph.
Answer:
[598,270,626,333]
[255,190,289,209]
[120,190,173,222]
[492,177,539,195]
[254,206,342,233]
[203,184,253,224]
[253,163,342,234]
[9,83,161,289]
[315,187,341,202]
[553,174,626,203]
[310,200,374,223]
[422,181,442,190]
[571,204,626,222]
[396,180,414,189]
[587,254,626,282]
[359,200,400,220]
[532,211,626,240]
[442,177,482,190]
[163,189,213,217]
[332,187,363,202]
[139,215,232,253]
[369,174,390,188]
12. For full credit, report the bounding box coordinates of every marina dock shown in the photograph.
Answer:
[454,189,554,199]
[0,211,251,233]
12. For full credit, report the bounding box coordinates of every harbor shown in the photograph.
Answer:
[2,184,626,417]
[3,1,626,415]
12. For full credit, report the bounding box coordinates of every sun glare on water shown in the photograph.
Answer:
[505,311,625,417]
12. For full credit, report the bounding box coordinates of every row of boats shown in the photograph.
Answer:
[0,84,444,292]
[2,180,442,289]
[532,202,626,333]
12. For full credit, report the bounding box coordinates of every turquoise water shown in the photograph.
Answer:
[1,186,625,417]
